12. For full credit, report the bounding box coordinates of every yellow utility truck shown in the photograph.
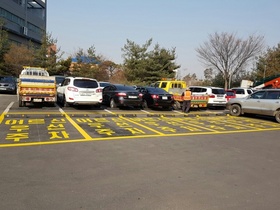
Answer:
[153,78,209,109]
[17,66,57,107]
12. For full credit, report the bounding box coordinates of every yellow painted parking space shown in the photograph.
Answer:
[0,112,279,147]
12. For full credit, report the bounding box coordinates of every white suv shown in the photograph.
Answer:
[231,87,254,98]
[189,86,227,108]
[57,77,103,107]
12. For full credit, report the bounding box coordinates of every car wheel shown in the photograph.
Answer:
[275,110,280,123]
[142,100,148,109]
[56,95,61,105]
[19,97,25,107]
[173,101,181,110]
[110,99,117,108]
[230,104,241,116]
[63,96,70,107]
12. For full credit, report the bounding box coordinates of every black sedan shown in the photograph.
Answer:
[102,84,143,109]
[138,87,174,110]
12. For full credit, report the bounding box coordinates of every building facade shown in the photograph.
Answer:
[0,0,46,47]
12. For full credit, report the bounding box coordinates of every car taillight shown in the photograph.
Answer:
[151,94,159,99]
[117,92,127,96]
[96,88,102,93]
[67,86,78,92]
[209,94,215,98]
[139,93,143,97]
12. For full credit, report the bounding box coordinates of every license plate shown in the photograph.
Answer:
[0,87,6,90]
[162,96,167,100]
[128,96,137,99]
[81,93,92,96]
[33,99,42,102]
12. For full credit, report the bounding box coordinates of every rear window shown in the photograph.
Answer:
[55,76,65,84]
[146,87,168,94]
[233,89,244,94]
[99,82,110,87]
[226,91,235,96]
[212,88,225,94]
[190,87,202,92]
[116,85,136,91]
[73,79,98,88]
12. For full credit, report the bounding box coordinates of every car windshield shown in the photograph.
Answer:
[74,79,98,88]
[0,76,15,82]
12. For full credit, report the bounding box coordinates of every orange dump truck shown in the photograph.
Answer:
[17,66,56,107]
[153,79,209,109]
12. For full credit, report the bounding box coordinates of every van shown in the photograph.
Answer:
[189,86,227,108]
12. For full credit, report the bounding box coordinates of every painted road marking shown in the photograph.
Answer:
[0,112,279,147]
[59,107,92,140]
[0,102,14,124]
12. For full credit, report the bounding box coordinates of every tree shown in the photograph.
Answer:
[254,43,280,82]
[98,60,118,80]
[71,45,110,80]
[196,32,264,89]
[4,43,35,76]
[52,57,72,76]
[122,38,180,85]
[182,73,200,86]
[203,68,214,86]
[34,32,62,74]
[0,18,10,74]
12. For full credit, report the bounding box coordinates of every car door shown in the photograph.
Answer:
[102,85,112,105]
[57,78,69,101]
[145,88,155,105]
[242,90,266,114]
[261,90,280,116]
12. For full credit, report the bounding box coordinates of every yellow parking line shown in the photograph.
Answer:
[162,117,221,133]
[59,108,92,140]
[119,116,165,135]
[0,102,14,124]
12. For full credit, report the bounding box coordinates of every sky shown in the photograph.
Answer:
[47,0,280,79]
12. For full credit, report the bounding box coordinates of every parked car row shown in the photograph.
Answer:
[31,75,280,123]
[56,76,175,109]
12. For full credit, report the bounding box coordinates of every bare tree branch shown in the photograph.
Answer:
[196,32,264,88]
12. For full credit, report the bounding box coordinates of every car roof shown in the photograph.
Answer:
[190,86,224,89]
[66,77,97,80]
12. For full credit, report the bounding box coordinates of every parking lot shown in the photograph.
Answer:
[2,94,280,210]
[1,98,279,147]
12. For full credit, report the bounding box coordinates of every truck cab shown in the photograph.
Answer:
[153,79,186,93]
